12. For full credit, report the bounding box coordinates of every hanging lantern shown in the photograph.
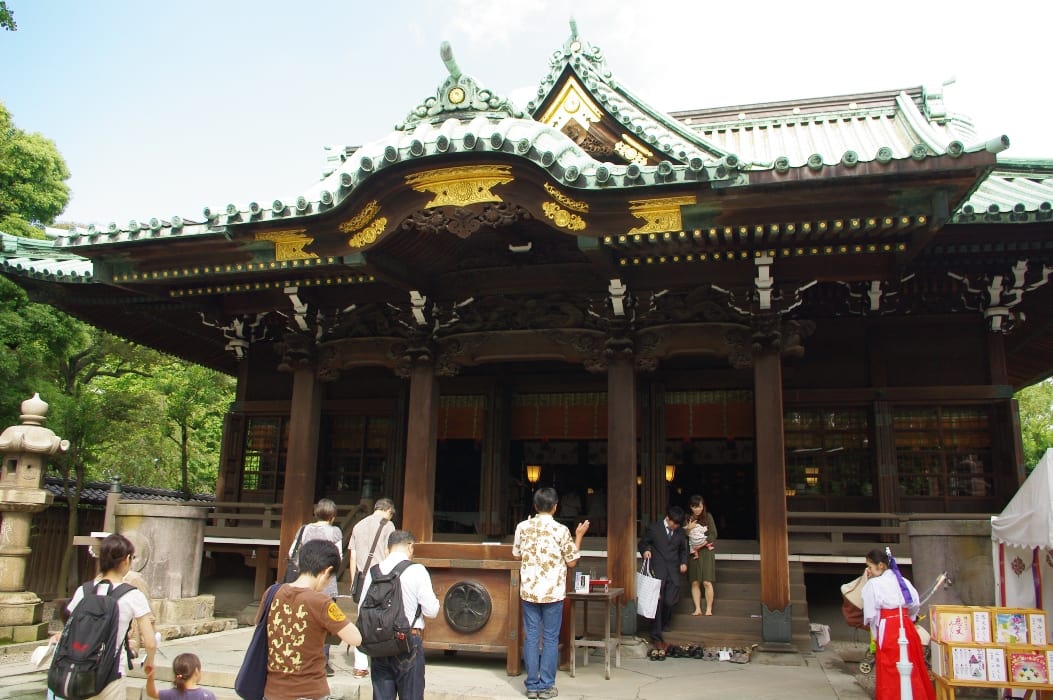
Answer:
[636,475,643,486]
[526,464,542,484]
[665,464,677,482]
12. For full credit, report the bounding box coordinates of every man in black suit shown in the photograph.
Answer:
[638,505,688,646]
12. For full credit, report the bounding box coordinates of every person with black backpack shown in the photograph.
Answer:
[48,533,156,700]
[357,530,439,700]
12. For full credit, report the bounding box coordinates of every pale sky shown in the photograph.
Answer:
[2,0,1050,227]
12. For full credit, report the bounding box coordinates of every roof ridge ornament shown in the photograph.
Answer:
[396,41,524,131]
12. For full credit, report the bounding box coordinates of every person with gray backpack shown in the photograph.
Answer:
[357,530,439,700]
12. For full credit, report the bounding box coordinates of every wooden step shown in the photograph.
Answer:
[640,559,812,650]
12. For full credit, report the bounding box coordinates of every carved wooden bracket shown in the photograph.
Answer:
[275,332,316,373]
[725,315,816,369]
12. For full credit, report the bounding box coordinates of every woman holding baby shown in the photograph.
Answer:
[685,494,717,616]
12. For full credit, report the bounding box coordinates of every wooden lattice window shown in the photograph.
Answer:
[784,408,874,500]
[241,417,287,498]
[893,406,992,499]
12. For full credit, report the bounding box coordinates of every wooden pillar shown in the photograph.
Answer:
[479,384,509,537]
[607,356,637,600]
[278,364,323,580]
[753,348,790,612]
[989,333,1025,500]
[402,363,439,542]
[873,400,898,513]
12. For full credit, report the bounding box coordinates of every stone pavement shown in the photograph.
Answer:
[0,626,876,700]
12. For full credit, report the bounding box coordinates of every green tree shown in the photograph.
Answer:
[0,2,15,31]
[46,328,157,595]
[0,102,70,237]
[157,361,234,496]
[1017,379,1053,470]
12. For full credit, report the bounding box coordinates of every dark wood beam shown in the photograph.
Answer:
[278,364,323,580]
[607,355,638,614]
[754,349,790,614]
[402,363,439,542]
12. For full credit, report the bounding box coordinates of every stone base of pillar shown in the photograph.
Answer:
[156,594,216,625]
[760,603,793,645]
[0,621,48,643]
[151,594,237,640]
[0,591,43,628]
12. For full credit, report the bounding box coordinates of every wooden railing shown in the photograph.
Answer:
[787,511,993,560]
[202,502,992,562]
[203,501,372,543]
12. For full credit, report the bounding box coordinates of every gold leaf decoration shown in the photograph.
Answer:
[542,201,586,231]
[339,201,381,233]
[614,137,651,165]
[405,165,514,208]
[543,182,589,213]
[538,77,604,131]
[627,196,697,234]
[254,229,318,261]
[347,217,388,249]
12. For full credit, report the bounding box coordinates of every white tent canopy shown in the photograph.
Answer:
[992,448,1053,548]
[991,448,1053,616]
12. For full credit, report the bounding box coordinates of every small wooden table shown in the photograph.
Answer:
[566,587,624,679]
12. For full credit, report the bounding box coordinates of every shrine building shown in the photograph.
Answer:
[3,26,1053,645]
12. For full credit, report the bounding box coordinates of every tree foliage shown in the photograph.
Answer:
[0,102,71,231]
[0,2,15,31]
[1017,379,1053,470]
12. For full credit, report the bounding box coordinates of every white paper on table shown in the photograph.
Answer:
[986,647,1007,683]
[1029,613,1047,645]
[972,611,992,643]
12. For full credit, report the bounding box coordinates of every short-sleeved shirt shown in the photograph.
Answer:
[66,579,152,678]
[513,513,579,604]
[158,688,217,700]
[261,584,352,700]
[349,512,394,574]
[293,522,343,598]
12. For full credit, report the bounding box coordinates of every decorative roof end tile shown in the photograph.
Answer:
[396,42,525,131]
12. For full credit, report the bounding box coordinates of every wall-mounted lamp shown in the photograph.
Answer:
[805,466,819,487]
[526,464,541,484]
[636,475,643,486]
[665,464,677,483]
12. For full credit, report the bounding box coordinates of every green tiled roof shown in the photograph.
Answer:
[49,25,1016,251]
[673,86,1000,169]
[0,233,92,281]
[954,159,1053,224]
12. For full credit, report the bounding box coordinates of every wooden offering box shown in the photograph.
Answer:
[412,542,522,675]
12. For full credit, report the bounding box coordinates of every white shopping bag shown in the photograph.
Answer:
[636,559,662,619]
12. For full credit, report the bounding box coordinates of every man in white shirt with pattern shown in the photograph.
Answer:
[360,530,439,700]
[513,487,589,700]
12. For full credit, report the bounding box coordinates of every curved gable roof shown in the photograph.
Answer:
[526,23,732,166]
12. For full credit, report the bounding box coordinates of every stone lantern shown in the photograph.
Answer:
[0,393,69,642]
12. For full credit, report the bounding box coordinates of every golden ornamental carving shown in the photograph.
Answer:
[542,201,586,231]
[405,165,514,208]
[347,217,388,249]
[627,196,697,234]
[339,201,381,233]
[254,229,318,261]
[543,183,589,213]
[614,135,652,165]
[538,77,604,131]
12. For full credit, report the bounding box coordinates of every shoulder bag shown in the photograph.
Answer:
[234,583,280,700]
[282,526,305,583]
[350,519,387,601]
